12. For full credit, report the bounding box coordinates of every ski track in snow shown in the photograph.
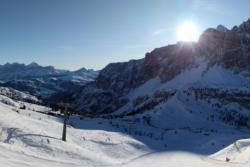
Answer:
[0,95,250,167]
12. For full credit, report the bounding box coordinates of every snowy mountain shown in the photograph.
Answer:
[0,86,39,104]
[0,62,98,99]
[75,18,250,130]
[1,18,250,167]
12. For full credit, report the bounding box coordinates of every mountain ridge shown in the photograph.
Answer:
[0,62,98,102]
[74,18,250,129]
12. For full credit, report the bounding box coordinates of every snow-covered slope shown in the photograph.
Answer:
[120,151,249,167]
[0,86,39,103]
[1,95,250,167]
[107,60,250,129]
[211,139,250,163]
[0,95,150,166]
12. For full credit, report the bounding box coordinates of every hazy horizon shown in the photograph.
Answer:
[0,61,98,71]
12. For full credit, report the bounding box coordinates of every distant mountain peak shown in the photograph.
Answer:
[216,25,228,32]
[27,62,40,68]
[76,67,88,72]
[3,62,24,67]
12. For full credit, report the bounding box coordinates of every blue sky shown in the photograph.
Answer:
[0,0,249,70]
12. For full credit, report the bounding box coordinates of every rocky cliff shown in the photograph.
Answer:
[75,18,250,128]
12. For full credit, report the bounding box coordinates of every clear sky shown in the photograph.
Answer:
[0,0,249,70]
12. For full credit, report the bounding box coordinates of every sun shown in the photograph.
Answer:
[177,21,199,42]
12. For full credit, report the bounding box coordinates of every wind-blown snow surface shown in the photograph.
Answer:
[1,96,250,167]
[0,100,149,167]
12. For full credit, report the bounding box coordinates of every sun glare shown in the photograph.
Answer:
[177,21,199,42]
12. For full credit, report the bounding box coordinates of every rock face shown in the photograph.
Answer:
[76,42,200,114]
[144,42,198,82]
[75,18,250,128]
[232,18,250,33]
[216,25,228,32]
[198,26,250,70]
[95,42,199,95]
[96,59,144,95]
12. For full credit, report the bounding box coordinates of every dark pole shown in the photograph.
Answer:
[62,107,68,142]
